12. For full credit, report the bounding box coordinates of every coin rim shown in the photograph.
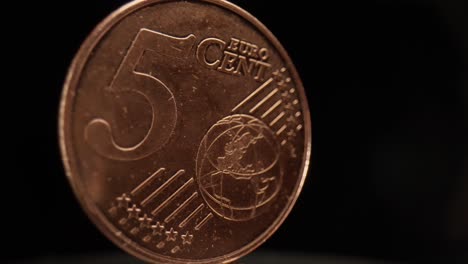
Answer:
[59,0,312,263]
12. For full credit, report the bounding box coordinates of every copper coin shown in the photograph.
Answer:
[59,0,311,263]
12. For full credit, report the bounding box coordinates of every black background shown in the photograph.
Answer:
[5,0,466,263]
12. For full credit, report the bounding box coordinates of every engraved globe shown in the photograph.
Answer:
[196,114,282,221]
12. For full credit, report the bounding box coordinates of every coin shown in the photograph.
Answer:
[59,0,311,263]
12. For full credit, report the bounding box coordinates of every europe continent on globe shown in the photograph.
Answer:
[196,115,282,221]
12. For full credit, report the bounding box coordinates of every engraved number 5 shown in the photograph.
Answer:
[85,29,196,160]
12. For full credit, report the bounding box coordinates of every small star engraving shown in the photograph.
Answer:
[278,79,288,90]
[272,69,282,82]
[284,102,294,111]
[286,115,297,125]
[116,193,131,209]
[127,204,141,219]
[289,145,297,158]
[287,129,297,139]
[165,227,178,242]
[181,231,194,245]
[151,221,165,236]
[138,214,153,229]
[281,90,290,99]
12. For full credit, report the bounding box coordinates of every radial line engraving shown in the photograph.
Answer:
[269,112,285,126]
[131,168,165,196]
[276,124,288,136]
[164,192,198,223]
[141,169,185,207]
[151,178,194,216]
[232,78,273,112]
[261,99,282,118]
[179,203,204,228]
[195,213,213,231]
[250,88,279,113]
